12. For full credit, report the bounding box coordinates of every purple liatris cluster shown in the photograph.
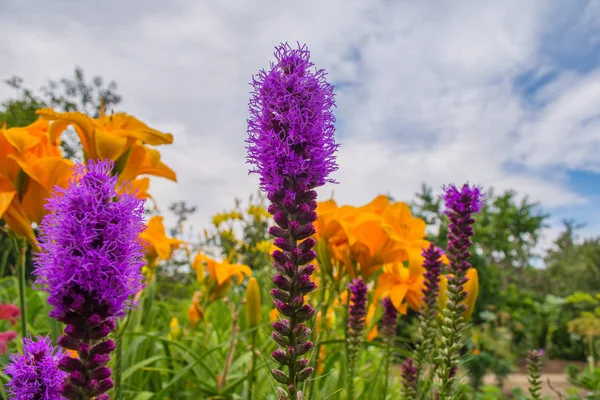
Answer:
[437,183,484,399]
[34,160,146,399]
[422,243,443,311]
[414,244,444,371]
[380,297,398,339]
[246,42,338,400]
[345,278,368,399]
[5,335,67,400]
[347,278,368,339]
[443,184,484,280]
[401,358,418,399]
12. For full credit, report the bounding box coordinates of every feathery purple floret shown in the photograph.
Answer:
[35,160,146,319]
[347,278,368,336]
[381,297,398,339]
[5,335,67,400]
[246,42,339,193]
[34,159,146,399]
[421,243,444,311]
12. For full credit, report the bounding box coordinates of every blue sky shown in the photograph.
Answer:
[0,0,599,251]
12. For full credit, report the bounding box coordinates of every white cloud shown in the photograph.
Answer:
[0,0,598,250]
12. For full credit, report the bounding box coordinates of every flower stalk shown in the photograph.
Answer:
[436,184,483,399]
[381,297,398,400]
[414,244,444,376]
[346,278,368,400]
[246,42,338,400]
[34,160,146,400]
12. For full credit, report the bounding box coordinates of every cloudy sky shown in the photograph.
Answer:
[1,0,599,251]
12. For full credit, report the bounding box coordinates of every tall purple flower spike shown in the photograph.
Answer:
[381,297,398,339]
[443,184,484,278]
[5,335,67,400]
[422,243,444,313]
[247,42,338,400]
[35,160,146,400]
[347,278,368,338]
[437,183,484,399]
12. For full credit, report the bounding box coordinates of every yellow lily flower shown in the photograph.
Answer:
[118,142,176,183]
[188,291,204,328]
[374,248,426,314]
[168,317,181,340]
[141,216,185,267]
[9,152,74,224]
[438,268,479,319]
[36,108,173,161]
[0,176,38,249]
[191,253,252,301]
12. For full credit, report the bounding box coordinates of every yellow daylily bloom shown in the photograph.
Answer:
[188,291,204,328]
[168,317,181,340]
[438,268,479,319]
[118,142,176,183]
[141,216,185,263]
[9,153,74,224]
[191,253,252,300]
[36,108,173,161]
[374,248,426,314]
[0,176,38,249]
[269,308,279,323]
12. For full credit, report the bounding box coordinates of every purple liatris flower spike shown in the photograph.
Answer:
[414,243,444,372]
[246,42,338,400]
[436,183,484,400]
[34,160,146,399]
[443,183,484,278]
[345,278,368,399]
[347,278,368,337]
[5,335,67,400]
[422,243,443,310]
[401,358,419,400]
[380,297,398,340]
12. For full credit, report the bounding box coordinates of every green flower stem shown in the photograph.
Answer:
[17,238,27,339]
[247,329,258,400]
[436,271,468,400]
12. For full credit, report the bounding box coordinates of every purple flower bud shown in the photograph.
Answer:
[293,324,312,344]
[90,339,116,356]
[271,288,291,303]
[272,349,289,364]
[295,304,316,323]
[274,300,295,317]
[422,243,443,311]
[272,369,289,384]
[269,226,288,238]
[296,341,314,356]
[274,275,292,291]
[58,355,84,372]
[295,358,309,370]
[95,378,114,394]
[57,335,81,351]
[272,319,290,335]
[272,332,289,347]
[297,367,314,382]
[273,212,289,229]
[90,366,112,381]
[86,354,110,370]
[274,237,294,252]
